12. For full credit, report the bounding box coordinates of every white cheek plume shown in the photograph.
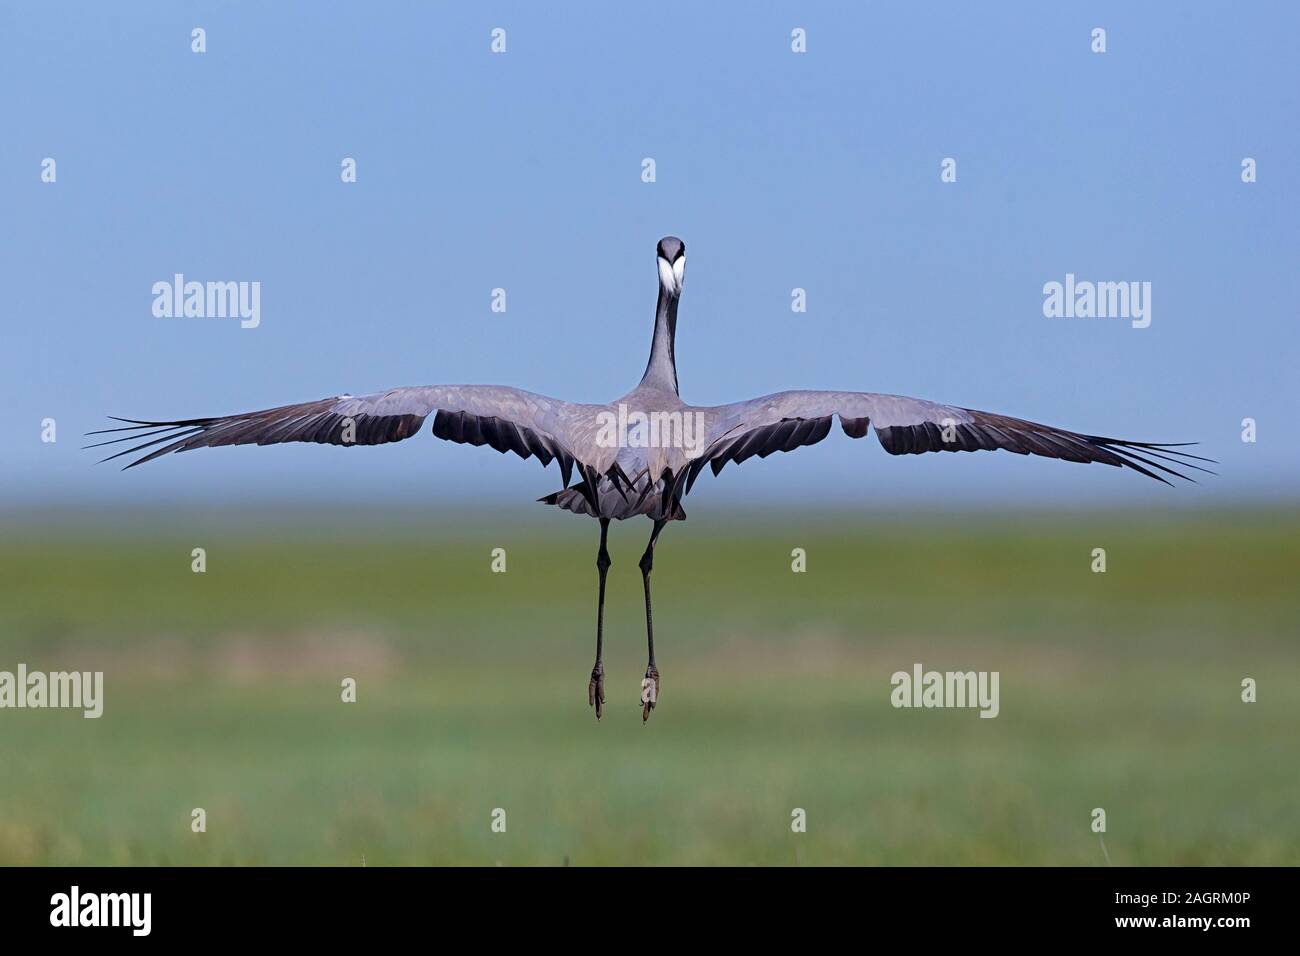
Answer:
[672,255,685,289]
[657,257,677,294]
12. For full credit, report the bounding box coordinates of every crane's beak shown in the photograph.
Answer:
[657,255,686,298]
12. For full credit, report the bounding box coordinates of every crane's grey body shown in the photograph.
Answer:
[92,236,1209,720]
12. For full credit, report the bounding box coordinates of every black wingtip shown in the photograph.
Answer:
[1095,438,1216,485]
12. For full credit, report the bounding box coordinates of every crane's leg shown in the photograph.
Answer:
[588,518,611,720]
[638,519,667,722]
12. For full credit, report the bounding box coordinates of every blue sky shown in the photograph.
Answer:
[4,2,1297,509]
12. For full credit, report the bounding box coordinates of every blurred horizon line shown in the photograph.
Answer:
[5,496,1297,532]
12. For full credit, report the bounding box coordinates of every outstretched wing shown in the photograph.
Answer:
[87,385,604,486]
[681,389,1212,493]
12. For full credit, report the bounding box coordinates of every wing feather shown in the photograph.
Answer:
[692,390,1211,487]
[88,385,599,481]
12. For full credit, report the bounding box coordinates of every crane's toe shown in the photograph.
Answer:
[640,666,660,722]
[588,664,605,720]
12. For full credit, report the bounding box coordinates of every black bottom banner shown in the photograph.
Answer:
[0,865,1278,941]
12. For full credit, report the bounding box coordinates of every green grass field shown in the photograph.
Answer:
[1,506,1296,865]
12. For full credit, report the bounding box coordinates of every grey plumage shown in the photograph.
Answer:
[90,236,1211,519]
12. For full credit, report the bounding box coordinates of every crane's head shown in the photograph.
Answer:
[656,236,686,299]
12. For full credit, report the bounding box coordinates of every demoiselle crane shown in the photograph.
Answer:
[89,236,1210,721]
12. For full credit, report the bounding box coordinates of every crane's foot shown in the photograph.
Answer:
[640,665,660,722]
[588,663,605,720]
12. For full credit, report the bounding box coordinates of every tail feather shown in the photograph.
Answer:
[539,485,685,521]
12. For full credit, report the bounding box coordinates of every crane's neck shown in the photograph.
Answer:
[639,287,680,394]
